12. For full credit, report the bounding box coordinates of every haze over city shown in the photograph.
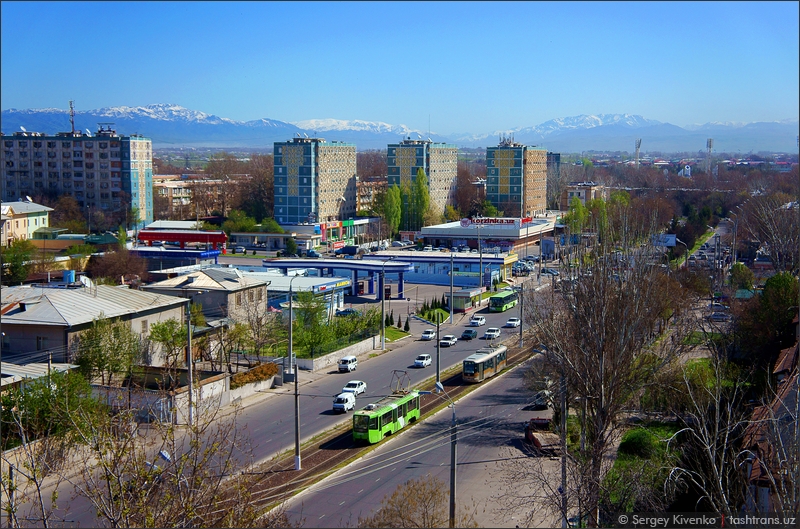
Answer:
[1,1,798,135]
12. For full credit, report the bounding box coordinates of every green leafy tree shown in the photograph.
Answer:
[444,204,461,222]
[221,209,257,235]
[480,200,499,217]
[1,239,37,285]
[384,184,402,236]
[291,291,332,358]
[149,318,189,370]
[284,237,298,255]
[730,262,754,290]
[117,224,128,249]
[260,218,285,233]
[74,316,141,386]
[410,168,430,231]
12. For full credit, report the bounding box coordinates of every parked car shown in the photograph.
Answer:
[423,245,434,252]
[420,329,437,341]
[306,249,322,258]
[484,327,501,340]
[341,380,367,396]
[707,302,729,311]
[505,317,521,328]
[470,315,486,326]
[541,268,560,276]
[414,354,432,368]
[334,245,360,256]
[391,241,406,247]
[332,392,356,412]
[439,335,458,347]
[708,312,731,322]
[461,329,478,340]
[335,308,361,317]
[338,356,358,372]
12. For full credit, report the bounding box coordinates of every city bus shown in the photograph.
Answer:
[352,390,421,444]
[488,290,519,312]
[462,345,508,383]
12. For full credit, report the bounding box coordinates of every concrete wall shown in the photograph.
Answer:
[228,375,277,403]
[296,335,377,372]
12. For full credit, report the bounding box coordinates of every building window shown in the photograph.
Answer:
[37,336,49,350]
[141,320,148,334]
[236,293,242,306]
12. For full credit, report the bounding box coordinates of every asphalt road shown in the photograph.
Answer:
[39,275,540,527]
[283,355,554,528]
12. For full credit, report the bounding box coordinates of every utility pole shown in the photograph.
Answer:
[186,299,194,427]
[449,251,454,324]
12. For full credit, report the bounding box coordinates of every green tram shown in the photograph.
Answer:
[462,345,508,383]
[488,290,519,312]
[352,390,421,444]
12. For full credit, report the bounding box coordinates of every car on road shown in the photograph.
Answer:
[470,315,486,326]
[484,327,501,340]
[335,308,361,317]
[541,268,560,276]
[305,249,322,258]
[707,302,729,311]
[461,329,478,340]
[332,392,356,412]
[505,317,521,328]
[420,329,436,341]
[414,354,432,368]
[708,312,731,322]
[439,335,458,347]
[338,356,358,372]
[341,380,367,396]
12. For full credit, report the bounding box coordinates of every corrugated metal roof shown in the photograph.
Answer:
[1,201,54,214]
[1,284,185,327]
[1,362,78,387]
[144,268,266,292]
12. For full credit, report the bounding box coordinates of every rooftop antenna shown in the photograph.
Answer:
[69,100,76,134]
[85,128,92,136]
[20,126,27,132]
[635,138,642,169]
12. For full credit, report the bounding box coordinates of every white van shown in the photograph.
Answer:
[470,315,486,326]
[332,392,356,412]
[338,355,358,373]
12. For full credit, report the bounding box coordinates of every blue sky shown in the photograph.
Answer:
[1,1,798,134]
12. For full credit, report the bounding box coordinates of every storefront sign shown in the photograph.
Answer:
[461,217,532,229]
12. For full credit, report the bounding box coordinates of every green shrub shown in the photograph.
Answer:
[618,428,658,458]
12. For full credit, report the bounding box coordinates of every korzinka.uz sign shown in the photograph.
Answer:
[460,217,534,229]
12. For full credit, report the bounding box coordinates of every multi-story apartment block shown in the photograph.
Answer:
[486,137,547,218]
[1,127,153,226]
[559,181,608,211]
[387,139,458,218]
[356,175,388,214]
[273,137,357,224]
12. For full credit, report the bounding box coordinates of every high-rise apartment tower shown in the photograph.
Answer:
[273,137,357,224]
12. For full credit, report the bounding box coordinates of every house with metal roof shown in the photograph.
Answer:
[0,283,186,366]
[140,267,269,323]
[1,200,53,244]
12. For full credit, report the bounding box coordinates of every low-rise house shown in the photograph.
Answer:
[741,340,799,514]
[140,267,269,323]
[1,282,186,366]
[1,199,53,244]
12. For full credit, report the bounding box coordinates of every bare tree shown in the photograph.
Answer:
[357,474,478,528]
[525,205,692,526]
[743,193,800,274]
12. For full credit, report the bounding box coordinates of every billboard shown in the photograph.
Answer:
[460,217,532,229]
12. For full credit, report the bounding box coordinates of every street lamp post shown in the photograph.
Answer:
[288,271,306,471]
[185,299,194,427]
[476,223,483,290]
[518,281,524,348]
[676,238,689,269]
[421,381,458,528]
[381,257,395,350]
[449,251,454,324]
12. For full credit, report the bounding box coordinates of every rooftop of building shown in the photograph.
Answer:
[1,200,54,215]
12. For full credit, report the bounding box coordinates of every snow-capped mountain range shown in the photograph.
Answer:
[2,104,797,153]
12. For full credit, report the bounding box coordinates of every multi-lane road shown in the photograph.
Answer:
[282,355,555,528]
